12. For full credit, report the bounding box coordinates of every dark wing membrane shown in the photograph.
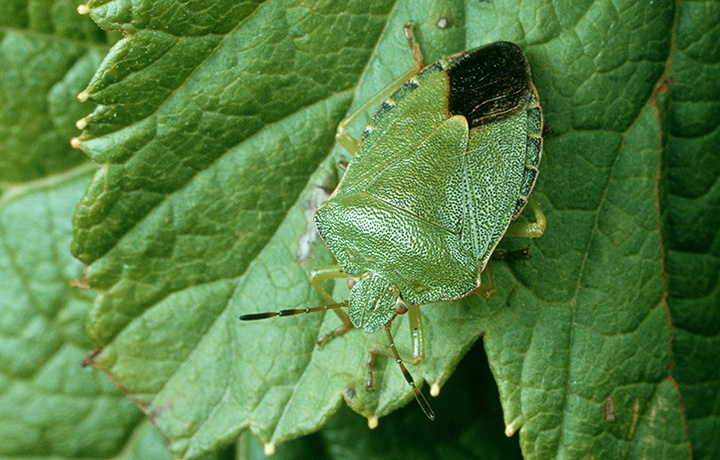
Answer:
[447,42,533,129]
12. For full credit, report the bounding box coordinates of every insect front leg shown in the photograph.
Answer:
[240,266,355,346]
[309,265,355,346]
[335,24,425,154]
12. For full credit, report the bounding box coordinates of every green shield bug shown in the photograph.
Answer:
[241,25,545,422]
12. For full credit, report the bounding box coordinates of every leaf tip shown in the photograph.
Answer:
[70,137,82,149]
[77,3,91,15]
[77,91,90,103]
[367,416,379,429]
[263,443,276,456]
[505,420,520,437]
[430,382,440,397]
[76,118,88,130]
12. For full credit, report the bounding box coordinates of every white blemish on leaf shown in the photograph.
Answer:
[296,186,331,263]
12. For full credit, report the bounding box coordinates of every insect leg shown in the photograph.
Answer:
[407,304,425,365]
[477,198,544,300]
[309,265,348,304]
[478,244,535,301]
[309,265,355,346]
[365,343,383,390]
[491,246,531,259]
[366,303,425,384]
[480,245,532,299]
[504,195,546,238]
[476,263,497,300]
[335,25,425,154]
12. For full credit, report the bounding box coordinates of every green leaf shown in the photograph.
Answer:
[68,0,719,458]
[0,0,104,183]
[666,2,720,458]
[237,342,522,459]
[0,1,174,457]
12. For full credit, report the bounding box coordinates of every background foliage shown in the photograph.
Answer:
[1,0,718,458]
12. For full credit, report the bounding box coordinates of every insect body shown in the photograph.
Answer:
[242,29,545,421]
[318,41,543,333]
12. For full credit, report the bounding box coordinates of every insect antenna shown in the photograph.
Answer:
[383,321,436,421]
[239,302,348,321]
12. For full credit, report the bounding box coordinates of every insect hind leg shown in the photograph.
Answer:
[504,195,545,239]
[476,197,545,300]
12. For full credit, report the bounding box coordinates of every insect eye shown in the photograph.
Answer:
[395,298,409,315]
[346,277,358,290]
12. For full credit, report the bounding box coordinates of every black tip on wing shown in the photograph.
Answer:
[447,42,533,129]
